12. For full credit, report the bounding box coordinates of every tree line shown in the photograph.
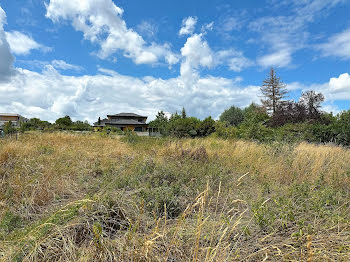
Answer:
[2,115,92,135]
[149,68,350,146]
[3,68,350,146]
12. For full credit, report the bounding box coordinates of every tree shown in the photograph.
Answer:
[3,121,16,135]
[299,90,324,120]
[260,68,288,115]
[55,115,73,128]
[198,116,216,136]
[181,107,187,119]
[98,117,101,125]
[167,117,200,138]
[219,106,244,126]
[148,111,168,129]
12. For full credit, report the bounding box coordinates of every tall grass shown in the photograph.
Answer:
[0,132,350,261]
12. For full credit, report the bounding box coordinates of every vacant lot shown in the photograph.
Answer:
[1,132,350,261]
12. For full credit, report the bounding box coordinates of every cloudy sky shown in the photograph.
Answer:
[0,0,349,122]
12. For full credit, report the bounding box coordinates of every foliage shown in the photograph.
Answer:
[21,118,51,131]
[181,107,187,119]
[167,117,201,137]
[219,105,244,126]
[260,67,288,115]
[1,133,350,261]
[197,116,215,136]
[148,110,168,130]
[212,121,238,139]
[3,121,16,135]
[55,115,73,127]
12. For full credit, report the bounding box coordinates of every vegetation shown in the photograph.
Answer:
[0,132,350,261]
[260,68,288,115]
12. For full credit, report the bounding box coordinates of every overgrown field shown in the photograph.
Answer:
[1,132,350,261]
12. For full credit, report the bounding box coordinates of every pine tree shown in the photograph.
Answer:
[181,107,187,119]
[260,68,287,115]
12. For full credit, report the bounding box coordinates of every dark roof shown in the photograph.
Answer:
[107,113,147,118]
[94,119,148,126]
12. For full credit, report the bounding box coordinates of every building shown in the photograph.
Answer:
[0,113,28,130]
[94,113,149,132]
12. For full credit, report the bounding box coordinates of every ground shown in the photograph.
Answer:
[0,132,350,261]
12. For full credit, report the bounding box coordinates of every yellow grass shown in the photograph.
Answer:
[0,132,349,261]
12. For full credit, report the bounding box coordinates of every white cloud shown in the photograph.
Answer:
[136,20,158,39]
[51,60,83,71]
[180,34,214,79]
[0,6,15,82]
[250,0,346,68]
[325,73,350,101]
[257,49,292,68]
[180,34,252,79]
[179,16,197,36]
[318,28,350,60]
[45,0,178,66]
[221,17,243,32]
[216,49,253,72]
[0,65,261,122]
[287,73,350,103]
[5,31,50,55]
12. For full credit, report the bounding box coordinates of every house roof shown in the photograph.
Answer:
[107,113,147,118]
[0,113,21,117]
[94,118,148,126]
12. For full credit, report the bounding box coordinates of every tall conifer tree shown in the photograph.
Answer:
[260,68,287,115]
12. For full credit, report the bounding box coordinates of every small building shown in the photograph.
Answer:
[0,113,28,130]
[94,113,149,132]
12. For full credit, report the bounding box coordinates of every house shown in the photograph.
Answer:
[94,113,149,132]
[0,113,28,130]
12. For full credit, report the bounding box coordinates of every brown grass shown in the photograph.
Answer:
[0,132,350,261]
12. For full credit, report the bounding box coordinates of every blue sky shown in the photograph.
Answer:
[0,0,349,122]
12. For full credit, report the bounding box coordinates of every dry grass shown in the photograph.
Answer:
[0,132,350,261]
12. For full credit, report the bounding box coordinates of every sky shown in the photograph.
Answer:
[0,0,349,123]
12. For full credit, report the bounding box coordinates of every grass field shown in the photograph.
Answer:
[1,132,350,261]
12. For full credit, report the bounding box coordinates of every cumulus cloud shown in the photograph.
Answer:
[179,16,197,36]
[0,6,15,82]
[45,0,179,66]
[5,31,51,55]
[318,28,350,60]
[180,33,252,79]
[0,65,261,122]
[289,73,350,104]
[325,73,350,100]
[180,34,214,79]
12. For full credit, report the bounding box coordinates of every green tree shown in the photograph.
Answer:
[3,121,16,135]
[55,115,73,129]
[197,116,216,136]
[167,117,200,138]
[181,107,187,119]
[149,111,168,129]
[261,68,288,115]
[219,106,244,126]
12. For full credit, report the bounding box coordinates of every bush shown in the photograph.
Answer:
[213,121,238,139]
[167,117,201,138]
